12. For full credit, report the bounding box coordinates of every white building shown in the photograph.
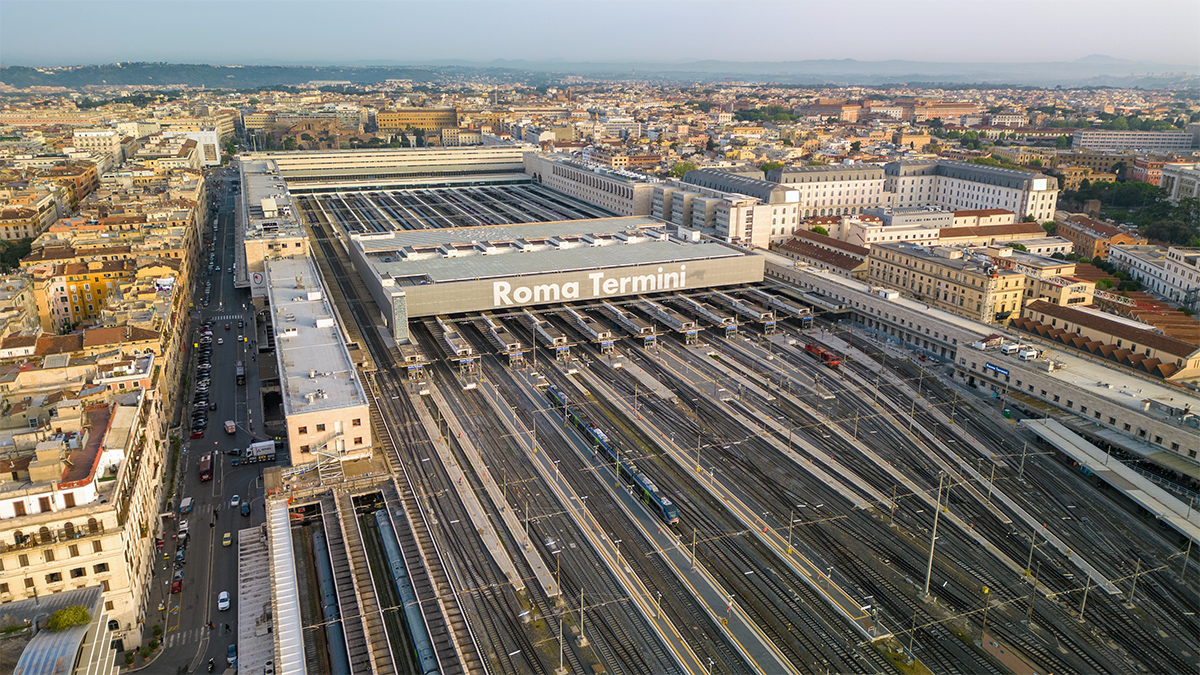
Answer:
[524,154,657,216]
[884,159,1058,223]
[1108,245,1180,299]
[1160,163,1200,205]
[162,128,222,166]
[1072,129,1196,152]
[1163,247,1200,311]
[767,164,887,218]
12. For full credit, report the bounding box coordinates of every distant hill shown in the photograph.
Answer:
[1,58,1197,89]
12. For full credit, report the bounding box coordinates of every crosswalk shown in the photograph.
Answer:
[205,313,247,322]
[164,626,205,648]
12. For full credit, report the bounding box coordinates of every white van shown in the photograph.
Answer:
[1018,348,1039,361]
[179,497,194,514]
[1000,344,1020,356]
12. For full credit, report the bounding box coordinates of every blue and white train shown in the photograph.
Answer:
[374,509,439,675]
[311,529,352,675]
[545,385,679,525]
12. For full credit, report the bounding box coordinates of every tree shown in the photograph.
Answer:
[248,97,261,105]
[1007,243,1029,252]
[1051,252,1066,260]
[1054,135,1071,149]
[1022,215,1036,222]
[670,161,698,178]
[1041,222,1057,235]
[47,606,90,631]
[281,137,298,151]
[1142,220,1194,245]
[811,225,829,236]
[782,138,793,147]
[850,141,862,154]
[1095,277,1114,290]
[706,138,718,152]
[758,161,785,177]
[0,238,32,272]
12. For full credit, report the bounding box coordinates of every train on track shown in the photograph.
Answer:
[311,529,352,675]
[373,509,440,675]
[545,384,679,525]
[803,342,841,368]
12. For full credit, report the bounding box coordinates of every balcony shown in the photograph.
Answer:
[0,521,107,554]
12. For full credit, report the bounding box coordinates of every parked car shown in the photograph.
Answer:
[227,643,237,666]
[218,591,230,611]
[171,578,183,594]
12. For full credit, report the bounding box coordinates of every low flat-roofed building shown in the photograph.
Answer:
[1023,275,1095,307]
[951,208,1017,228]
[1108,245,1181,299]
[346,216,765,342]
[937,221,1046,247]
[238,158,310,295]
[1055,215,1148,260]
[247,145,529,190]
[1160,163,1200,204]
[265,256,372,464]
[1009,236,1073,256]
[776,238,868,279]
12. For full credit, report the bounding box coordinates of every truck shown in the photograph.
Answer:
[225,420,236,434]
[232,440,276,466]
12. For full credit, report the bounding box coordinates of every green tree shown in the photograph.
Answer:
[758,161,785,177]
[1007,243,1029,252]
[1106,116,1129,130]
[399,132,411,148]
[46,606,90,632]
[1142,220,1194,245]
[706,138,718,152]
[1022,215,1036,222]
[1041,222,1057,235]
[850,141,862,154]
[811,225,829,236]
[281,137,298,151]
[1054,135,1071,149]
[0,238,32,272]
[248,97,261,105]
[670,161,698,178]
[1095,277,1114,290]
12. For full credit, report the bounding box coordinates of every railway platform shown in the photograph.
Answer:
[408,379,529,593]
[425,381,559,597]
[1026,419,1200,550]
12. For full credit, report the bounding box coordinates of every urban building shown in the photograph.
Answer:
[248,146,529,189]
[162,128,222,166]
[524,154,657,216]
[767,164,887,218]
[345,216,764,342]
[818,213,940,248]
[1109,245,1200,306]
[376,107,460,135]
[1022,275,1095,307]
[1160,163,1200,204]
[867,242,1026,324]
[1072,129,1196,152]
[1056,166,1118,191]
[264,256,372,465]
[1055,215,1148,260]
[0,391,166,650]
[655,169,803,247]
[883,160,1059,223]
[1014,301,1200,381]
[1055,149,1133,173]
[936,221,1046,248]
[1163,247,1200,311]
[776,236,868,279]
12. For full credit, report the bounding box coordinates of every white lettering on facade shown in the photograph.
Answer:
[494,265,689,307]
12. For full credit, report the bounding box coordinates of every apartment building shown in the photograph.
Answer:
[1129,157,1169,186]
[1160,163,1200,204]
[1056,166,1118,191]
[30,260,138,332]
[1055,215,1148,260]
[937,221,1046,248]
[71,129,124,163]
[1072,129,1195,152]
[867,242,1026,324]
[884,160,1059,223]
[664,169,802,247]
[1109,244,1200,304]
[1055,149,1133,173]
[1163,247,1200,311]
[524,154,657,216]
[767,164,886,218]
[0,391,166,650]
[162,128,222,166]
[776,235,868,279]
[1023,275,1095,307]
[819,213,940,248]
[376,107,460,134]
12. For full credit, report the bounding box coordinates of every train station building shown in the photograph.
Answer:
[344,217,766,342]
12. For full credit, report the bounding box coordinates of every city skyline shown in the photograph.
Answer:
[2,0,1198,68]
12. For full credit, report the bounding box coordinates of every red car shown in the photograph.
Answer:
[225,323,231,330]
[171,579,183,594]
[190,428,205,439]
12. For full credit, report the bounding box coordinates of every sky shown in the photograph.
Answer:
[1,0,1197,67]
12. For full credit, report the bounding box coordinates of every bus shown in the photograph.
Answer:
[198,452,213,482]
[235,361,245,386]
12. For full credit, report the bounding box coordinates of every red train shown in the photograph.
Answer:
[804,343,841,368]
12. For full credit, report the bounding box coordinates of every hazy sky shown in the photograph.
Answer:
[2,0,1197,67]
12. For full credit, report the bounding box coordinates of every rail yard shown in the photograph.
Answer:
[241,151,1198,675]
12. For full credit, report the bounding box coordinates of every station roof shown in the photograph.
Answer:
[265,256,367,418]
[10,586,103,675]
[266,500,304,675]
[355,217,745,286]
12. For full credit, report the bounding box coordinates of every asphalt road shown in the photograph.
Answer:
[149,168,269,674]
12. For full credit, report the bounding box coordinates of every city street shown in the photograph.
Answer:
[148,168,269,674]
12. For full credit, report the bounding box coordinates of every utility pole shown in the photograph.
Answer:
[923,474,945,598]
[890,485,898,524]
[1018,441,1028,480]
[1128,559,1142,605]
[1027,562,1041,623]
[1078,577,1091,623]
[987,463,996,505]
[786,509,794,554]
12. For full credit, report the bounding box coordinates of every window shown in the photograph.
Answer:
[38,497,51,512]
[352,418,362,427]
[300,445,310,453]
[92,540,102,553]
[101,580,110,592]
[354,437,363,445]
[44,549,54,562]
[18,554,29,567]
[24,578,34,589]
[105,601,115,612]
[69,544,79,557]
[0,583,7,594]
[1123,423,1131,432]
[1172,442,1180,451]
[70,567,86,579]
[46,572,62,584]
[297,426,307,435]
[63,493,75,508]
[94,563,109,574]
[316,424,326,432]
[1109,417,1116,425]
